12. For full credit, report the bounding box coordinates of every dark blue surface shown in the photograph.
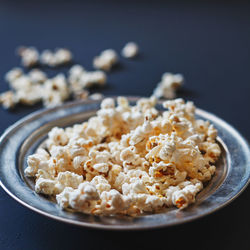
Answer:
[0,1,249,249]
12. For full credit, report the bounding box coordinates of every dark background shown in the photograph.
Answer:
[0,0,249,249]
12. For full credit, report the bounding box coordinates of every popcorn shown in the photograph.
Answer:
[25,148,50,177]
[73,90,89,100]
[93,49,118,71]
[0,91,17,109]
[89,93,103,100]
[97,189,131,214]
[1,68,70,109]
[67,182,99,212]
[5,68,23,83]
[79,71,106,88]
[9,75,32,91]
[72,155,88,170]
[26,97,221,215]
[69,64,85,77]
[54,48,72,65]
[28,69,47,84]
[56,187,74,208]
[91,176,111,194]
[40,50,55,66]
[16,84,43,105]
[121,42,139,58]
[55,171,83,193]
[1,49,108,111]
[47,127,69,149]
[42,74,70,107]
[40,48,73,67]
[1,47,111,110]
[153,72,184,99]
[100,98,115,109]
[93,163,109,173]
[17,46,39,67]
[68,64,107,96]
[35,178,56,195]
[165,180,203,209]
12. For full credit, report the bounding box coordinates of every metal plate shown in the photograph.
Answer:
[0,97,249,230]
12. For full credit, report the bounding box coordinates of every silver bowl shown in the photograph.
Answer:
[0,97,249,230]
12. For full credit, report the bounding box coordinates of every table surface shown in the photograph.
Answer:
[0,1,249,249]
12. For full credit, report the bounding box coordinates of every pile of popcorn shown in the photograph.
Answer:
[0,66,105,109]
[25,97,221,216]
[0,43,185,110]
[0,42,141,110]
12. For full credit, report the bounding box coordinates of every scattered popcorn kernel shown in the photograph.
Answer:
[28,69,47,84]
[89,93,103,100]
[153,72,184,99]
[17,46,39,67]
[68,64,107,96]
[40,50,56,66]
[93,49,118,71]
[0,91,17,109]
[40,48,73,67]
[54,48,72,65]
[5,67,23,83]
[42,74,70,108]
[121,42,139,58]
[73,90,89,100]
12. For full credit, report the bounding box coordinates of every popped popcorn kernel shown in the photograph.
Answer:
[40,48,73,67]
[93,49,118,71]
[121,42,139,58]
[0,91,17,109]
[17,46,39,67]
[153,72,184,99]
